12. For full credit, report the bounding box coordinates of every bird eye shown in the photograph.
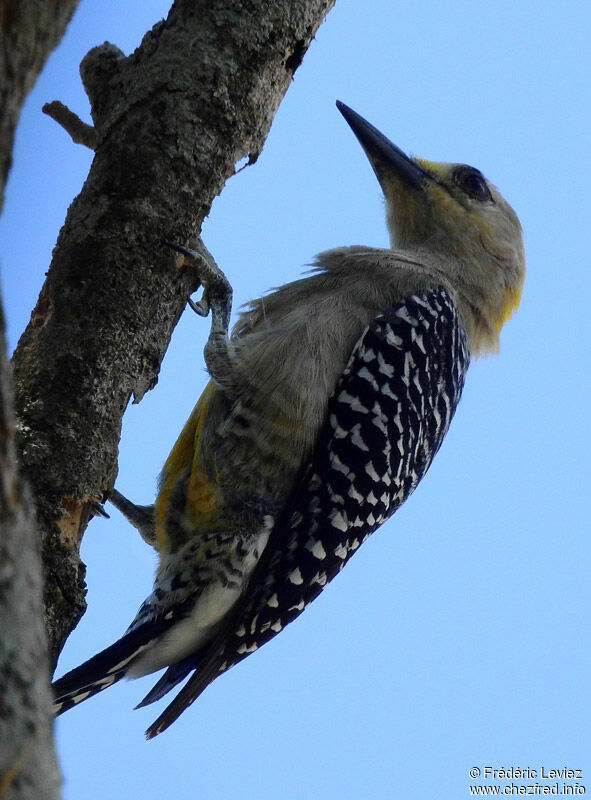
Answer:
[453,166,493,202]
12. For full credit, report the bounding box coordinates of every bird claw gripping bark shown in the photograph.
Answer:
[187,295,209,318]
[164,241,233,333]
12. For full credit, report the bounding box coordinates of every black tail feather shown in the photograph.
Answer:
[134,653,198,709]
[52,616,176,715]
[145,644,227,738]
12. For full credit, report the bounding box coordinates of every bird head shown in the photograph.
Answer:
[337,101,525,354]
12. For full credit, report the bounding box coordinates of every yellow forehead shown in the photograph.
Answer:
[413,157,447,178]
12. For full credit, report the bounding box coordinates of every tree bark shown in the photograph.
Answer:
[1,3,82,796]
[0,296,60,799]
[0,0,81,210]
[10,0,335,668]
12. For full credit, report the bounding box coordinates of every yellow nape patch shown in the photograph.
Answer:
[493,282,524,334]
[155,381,217,549]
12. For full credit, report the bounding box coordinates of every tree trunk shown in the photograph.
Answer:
[1,2,80,796]
[0,296,60,800]
[10,0,335,668]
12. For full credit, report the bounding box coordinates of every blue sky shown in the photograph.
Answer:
[2,1,590,797]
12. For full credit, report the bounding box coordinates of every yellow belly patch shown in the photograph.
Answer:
[155,381,219,551]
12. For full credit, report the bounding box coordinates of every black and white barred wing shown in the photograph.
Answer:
[225,287,470,654]
[146,288,470,737]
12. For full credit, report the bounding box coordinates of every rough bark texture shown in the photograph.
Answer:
[1,2,82,795]
[11,0,335,668]
[0,0,81,210]
[0,295,60,799]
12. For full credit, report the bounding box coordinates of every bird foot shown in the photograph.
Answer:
[163,240,233,332]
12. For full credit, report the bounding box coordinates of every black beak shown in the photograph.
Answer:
[336,101,429,190]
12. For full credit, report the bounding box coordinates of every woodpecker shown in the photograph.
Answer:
[52,101,525,738]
